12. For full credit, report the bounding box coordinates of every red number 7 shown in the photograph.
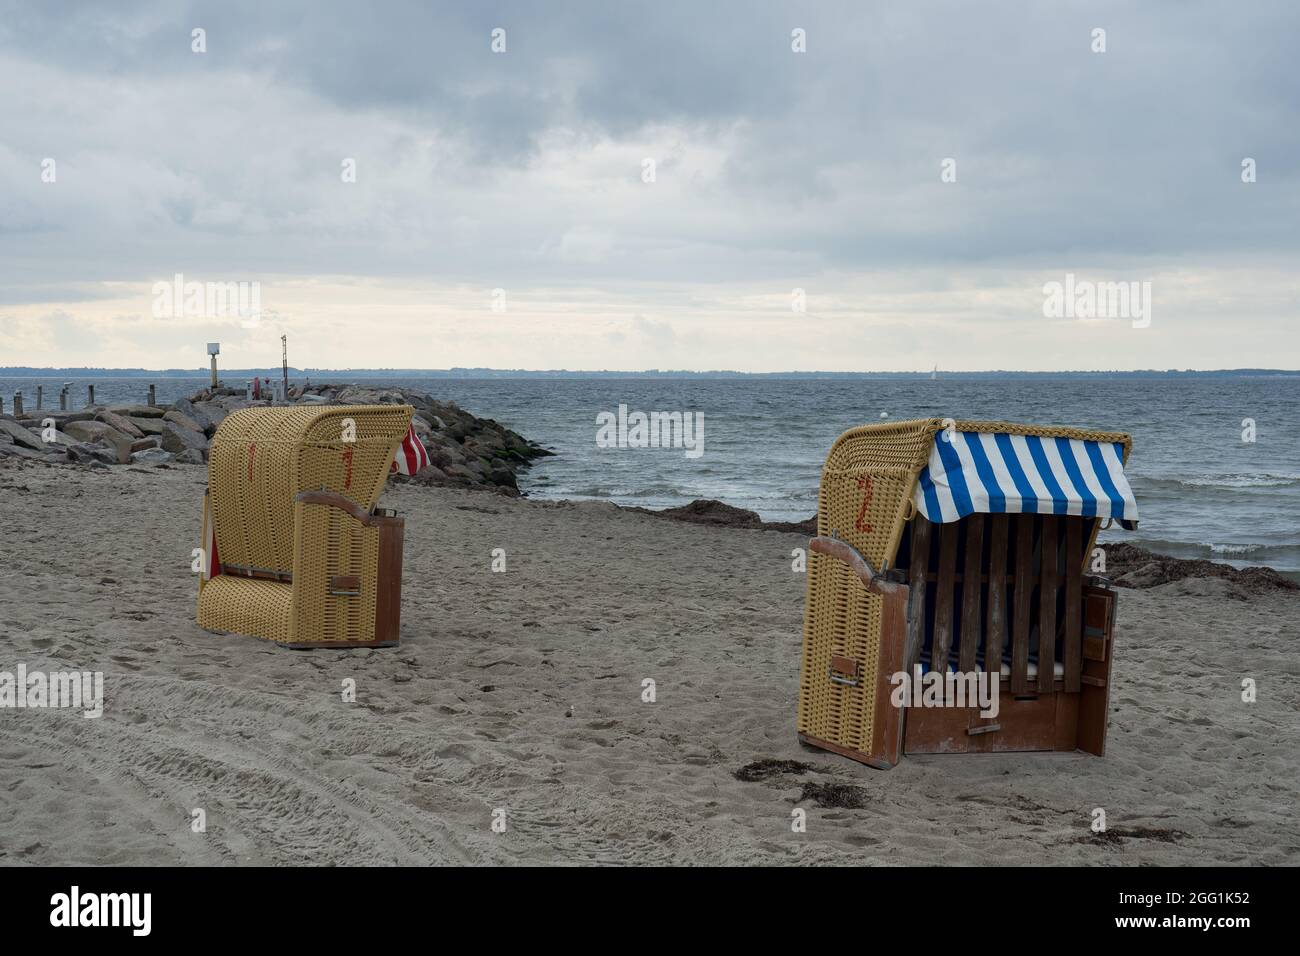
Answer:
[854,476,873,533]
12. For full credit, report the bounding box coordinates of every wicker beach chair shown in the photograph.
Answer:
[197,405,413,647]
[798,418,1137,768]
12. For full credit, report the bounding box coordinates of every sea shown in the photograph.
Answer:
[3,374,1297,577]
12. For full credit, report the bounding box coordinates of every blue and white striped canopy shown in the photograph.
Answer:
[913,430,1138,528]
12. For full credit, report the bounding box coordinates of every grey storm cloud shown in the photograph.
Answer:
[1,0,1298,293]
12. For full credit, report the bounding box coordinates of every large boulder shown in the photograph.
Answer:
[94,410,145,439]
[129,416,165,435]
[412,464,449,483]
[174,397,222,433]
[63,420,131,446]
[163,408,205,434]
[336,385,409,406]
[66,442,118,466]
[487,465,518,490]
[0,443,52,461]
[103,435,138,464]
[0,418,49,452]
[206,395,253,414]
[411,415,435,442]
[627,498,819,534]
[1105,542,1298,594]
[1111,561,1167,589]
[171,395,205,420]
[108,404,164,418]
[131,447,174,464]
[193,401,228,430]
[18,410,93,428]
[174,448,206,465]
[161,421,208,458]
[462,436,499,459]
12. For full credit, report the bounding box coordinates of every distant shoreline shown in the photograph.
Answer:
[3,367,1299,380]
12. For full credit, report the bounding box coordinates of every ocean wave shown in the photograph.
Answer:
[1116,537,1297,562]
[1134,473,1300,490]
[529,479,815,502]
[544,485,677,498]
[1206,542,1266,556]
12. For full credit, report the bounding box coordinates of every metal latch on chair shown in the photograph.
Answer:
[829,655,860,687]
[330,575,361,597]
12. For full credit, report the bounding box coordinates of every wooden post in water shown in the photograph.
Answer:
[87,384,95,407]
[13,392,23,417]
[59,385,69,411]
[148,384,156,407]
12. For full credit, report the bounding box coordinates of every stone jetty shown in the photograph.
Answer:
[0,383,552,494]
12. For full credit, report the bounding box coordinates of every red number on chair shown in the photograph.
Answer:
[342,447,354,491]
[854,476,873,533]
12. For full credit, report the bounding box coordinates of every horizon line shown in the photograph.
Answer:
[2,366,1299,377]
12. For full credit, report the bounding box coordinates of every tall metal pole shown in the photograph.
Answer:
[281,334,289,400]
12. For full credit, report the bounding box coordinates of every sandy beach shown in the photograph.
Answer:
[1,457,1297,866]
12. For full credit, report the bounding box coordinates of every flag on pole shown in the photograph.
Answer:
[391,424,430,475]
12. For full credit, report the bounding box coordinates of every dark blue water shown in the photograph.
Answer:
[4,374,1297,574]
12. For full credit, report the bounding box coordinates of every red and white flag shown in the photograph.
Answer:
[391,424,430,475]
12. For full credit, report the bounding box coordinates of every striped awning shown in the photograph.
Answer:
[913,430,1138,528]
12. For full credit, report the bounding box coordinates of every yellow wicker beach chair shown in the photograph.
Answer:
[197,405,413,647]
[798,418,1137,768]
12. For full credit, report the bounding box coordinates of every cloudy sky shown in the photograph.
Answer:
[1,1,1297,372]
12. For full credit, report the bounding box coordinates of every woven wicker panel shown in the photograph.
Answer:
[208,405,412,577]
[197,576,294,642]
[952,419,1132,451]
[798,419,938,755]
[291,503,381,644]
[201,404,412,645]
[301,409,412,509]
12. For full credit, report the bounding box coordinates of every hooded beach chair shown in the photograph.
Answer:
[197,405,414,647]
[798,418,1137,768]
